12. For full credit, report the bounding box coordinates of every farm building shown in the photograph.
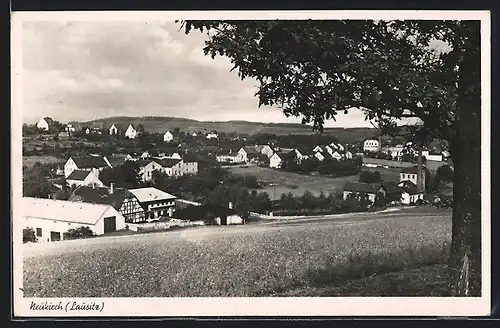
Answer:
[163,131,174,142]
[363,139,381,152]
[22,197,126,242]
[66,170,104,188]
[64,156,111,179]
[36,117,54,131]
[125,124,138,139]
[342,182,386,202]
[128,187,177,221]
[69,184,147,223]
[173,203,243,225]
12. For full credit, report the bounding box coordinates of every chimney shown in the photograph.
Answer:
[92,183,96,190]
[110,183,114,194]
[416,145,424,192]
[228,201,233,210]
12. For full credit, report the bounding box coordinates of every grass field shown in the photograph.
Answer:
[23,209,452,297]
[22,155,64,168]
[228,166,401,200]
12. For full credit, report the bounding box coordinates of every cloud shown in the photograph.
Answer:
[20,20,373,128]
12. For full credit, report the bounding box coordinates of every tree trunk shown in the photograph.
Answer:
[448,22,482,297]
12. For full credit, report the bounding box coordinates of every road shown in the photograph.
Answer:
[23,206,451,258]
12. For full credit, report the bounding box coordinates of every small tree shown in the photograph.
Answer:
[23,227,36,243]
[435,165,454,184]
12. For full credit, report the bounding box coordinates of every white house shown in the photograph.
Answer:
[158,158,184,177]
[215,203,243,225]
[64,156,111,179]
[400,166,426,190]
[128,187,177,221]
[216,153,245,164]
[260,145,275,158]
[135,159,162,182]
[206,133,219,139]
[65,123,76,133]
[337,144,345,152]
[109,124,119,135]
[269,153,283,168]
[313,145,323,153]
[345,150,353,159]
[66,170,104,188]
[125,124,138,139]
[163,131,174,142]
[191,132,198,137]
[363,139,381,152]
[22,197,126,242]
[238,146,261,163]
[382,146,404,160]
[314,152,325,162]
[330,151,342,161]
[400,189,425,204]
[36,117,53,131]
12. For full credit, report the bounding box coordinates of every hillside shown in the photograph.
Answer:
[81,116,378,142]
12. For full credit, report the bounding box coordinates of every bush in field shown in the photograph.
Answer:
[359,170,383,183]
[63,226,95,240]
[23,228,37,243]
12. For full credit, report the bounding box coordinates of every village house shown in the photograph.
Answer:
[342,182,387,203]
[135,159,162,182]
[64,156,111,179]
[174,202,243,226]
[125,124,138,139]
[66,122,79,133]
[396,180,425,204]
[216,152,245,164]
[313,145,323,153]
[22,197,126,242]
[206,132,219,139]
[363,139,381,152]
[109,124,119,135]
[238,146,261,163]
[163,131,174,142]
[181,158,199,175]
[260,145,275,158]
[191,131,198,137]
[345,150,353,159]
[69,184,147,224]
[128,187,177,221]
[269,152,284,168]
[330,150,342,161]
[158,158,184,177]
[36,117,54,131]
[66,170,105,188]
[382,146,404,160]
[314,151,325,162]
[400,166,426,190]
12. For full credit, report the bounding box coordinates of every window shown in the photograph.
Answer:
[36,228,42,237]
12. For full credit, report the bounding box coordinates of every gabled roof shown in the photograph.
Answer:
[106,155,128,167]
[69,186,136,211]
[134,159,159,167]
[43,117,54,124]
[343,182,383,194]
[66,169,92,181]
[381,181,403,194]
[22,197,115,225]
[157,158,183,168]
[242,146,261,155]
[128,187,177,203]
[71,156,109,169]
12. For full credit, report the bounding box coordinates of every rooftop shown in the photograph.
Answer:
[71,156,109,169]
[343,182,383,194]
[128,187,177,203]
[69,186,134,211]
[22,197,115,225]
[66,170,92,181]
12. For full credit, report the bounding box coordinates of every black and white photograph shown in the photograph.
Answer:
[11,10,490,317]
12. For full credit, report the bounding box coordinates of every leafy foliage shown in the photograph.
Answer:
[63,226,95,240]
[359,170,383,183]
[23,228,37,243]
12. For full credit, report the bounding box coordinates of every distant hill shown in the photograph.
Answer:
[81,116,379,142]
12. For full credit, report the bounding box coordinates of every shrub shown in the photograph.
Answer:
[63,226,95,240]
[359,170,382,183]
[23,227,37,243]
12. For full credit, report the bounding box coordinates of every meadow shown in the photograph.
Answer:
[23,210,452,297]
[22,155,64,168]
[228,165,401,200]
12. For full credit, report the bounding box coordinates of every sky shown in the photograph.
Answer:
[21,20,428,127]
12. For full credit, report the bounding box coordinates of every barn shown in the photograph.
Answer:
[22,197,126,243]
